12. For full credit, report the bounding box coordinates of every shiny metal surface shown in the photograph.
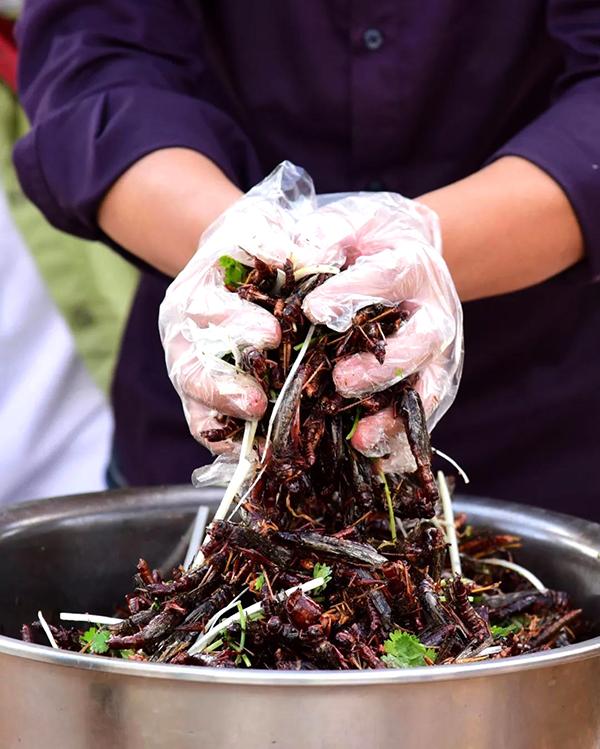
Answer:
[0,487,599,748]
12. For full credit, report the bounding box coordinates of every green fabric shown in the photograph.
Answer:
[0,84,138,394]
[0,4,19,20]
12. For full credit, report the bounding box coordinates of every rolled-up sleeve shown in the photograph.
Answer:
[490,1,600,281]
[13,0,262,240]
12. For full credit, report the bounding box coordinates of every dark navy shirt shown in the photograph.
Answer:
[13,1,600,519]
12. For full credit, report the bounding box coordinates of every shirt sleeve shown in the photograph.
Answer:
[13,0,263,241]
[490,1,600,282]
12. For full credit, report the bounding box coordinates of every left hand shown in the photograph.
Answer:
[300,192,463,472]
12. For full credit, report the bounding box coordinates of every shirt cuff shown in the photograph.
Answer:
[13,86,263,241]
[489,85,600,283]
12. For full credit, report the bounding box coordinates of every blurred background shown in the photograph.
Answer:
[0,1,138,505]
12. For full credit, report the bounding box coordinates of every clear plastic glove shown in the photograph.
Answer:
[159,162,340,452]
[159,161,462,467]
[299,192,463,473]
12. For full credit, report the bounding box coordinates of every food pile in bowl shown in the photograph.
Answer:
[23,261,584,669]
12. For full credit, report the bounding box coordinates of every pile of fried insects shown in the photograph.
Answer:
[25,257,583,669]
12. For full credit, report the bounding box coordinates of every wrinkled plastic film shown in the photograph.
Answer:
[159,160,463,473]
[301,192,462,434]
[191,456,238,488]
[159,162,332,455]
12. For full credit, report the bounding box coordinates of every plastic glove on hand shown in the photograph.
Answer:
[159,163,342,453]
[300,193,463,470]
[159,162,462,465]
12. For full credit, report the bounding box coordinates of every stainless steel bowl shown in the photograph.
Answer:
[0,487,599,749]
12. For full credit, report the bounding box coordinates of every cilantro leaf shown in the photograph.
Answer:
[80,627,111,654]
[219,255,249,289]
[382,630,435,668]
[253,573,265,592]
[491,624,515,638]
[313,562,332,592]
[491,618,526,639]
[119,649,135,659]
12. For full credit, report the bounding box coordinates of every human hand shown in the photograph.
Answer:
[300,192,462,471]
[159,163,462,466]
[158,163,340,453]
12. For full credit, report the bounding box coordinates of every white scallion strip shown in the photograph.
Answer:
[211,419,257,523]
[471,557,547,593]
[293,265,340,282]
[183,506,210,570]
[261,324,315,462]
[228,335,242,368]
[193,419,258,568]
[197,324,316,559]
[227,464,268,521]
[437,471,462,577]
[479,645,503,657]
[60,612,123,626]
[189,577,324,655]
[203,586,249,633]
[273,269,286,295]
[224,320,319,523]
[432,447,470,484]
[37,610,59,649]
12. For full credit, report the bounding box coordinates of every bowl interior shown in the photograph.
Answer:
[0,487,599,640]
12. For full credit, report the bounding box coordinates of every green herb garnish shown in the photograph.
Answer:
[119,649,135,659]
[394,367,404,378]
[313,562,333,592]
[293,334,326,352]
[204,638,224,654]
[254,573,265,592]
[234,602,249,666]
[382,630,435,669]
[379,471,397,543]
[345,408,361,440]
[80,627,111,654]
[219,255,249,289]
[491,616,527,639]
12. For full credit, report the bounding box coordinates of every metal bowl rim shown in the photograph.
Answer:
[2,486,599,686]
[1,633,599,686]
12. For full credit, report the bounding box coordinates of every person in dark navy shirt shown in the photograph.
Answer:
[13,1,600,519]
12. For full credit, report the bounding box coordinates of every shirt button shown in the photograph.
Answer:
[363,28,383,51]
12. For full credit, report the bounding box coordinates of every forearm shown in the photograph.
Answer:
[418,156,584,301]
[98,148,242,277]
